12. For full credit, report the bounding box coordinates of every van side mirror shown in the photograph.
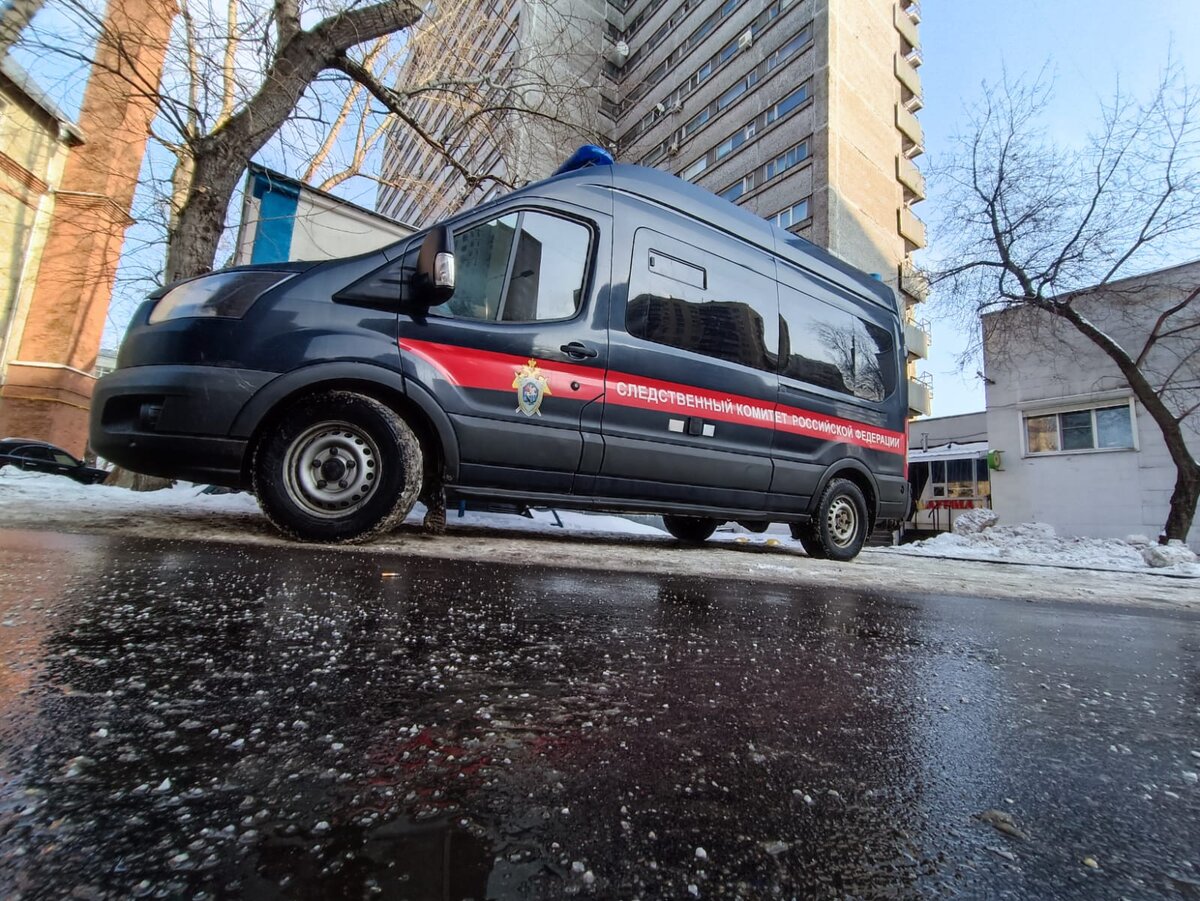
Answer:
[413,226,455,305]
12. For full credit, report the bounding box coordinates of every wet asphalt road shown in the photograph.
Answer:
[0,528,1197,900]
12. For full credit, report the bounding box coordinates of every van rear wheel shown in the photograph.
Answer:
[801,478,868,561]
[662,515,718,543]
[253,391,423,543]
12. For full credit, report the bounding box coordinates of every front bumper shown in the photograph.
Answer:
[90,365,277,487]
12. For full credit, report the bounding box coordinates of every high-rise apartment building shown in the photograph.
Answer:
[378,0,931,415]
[376,0,609,227]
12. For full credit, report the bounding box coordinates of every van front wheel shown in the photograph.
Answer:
[661,515,718,543]
[253,392,423,543]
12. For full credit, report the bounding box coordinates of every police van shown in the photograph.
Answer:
[91,147,908,561]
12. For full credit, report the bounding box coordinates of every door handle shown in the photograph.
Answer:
[560,342,598,359]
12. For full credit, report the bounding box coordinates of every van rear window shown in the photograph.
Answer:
[780,285,897,402]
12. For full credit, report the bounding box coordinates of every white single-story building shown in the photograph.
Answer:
[978,260,1199,551]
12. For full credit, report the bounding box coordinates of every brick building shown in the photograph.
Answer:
[0,0,173,454]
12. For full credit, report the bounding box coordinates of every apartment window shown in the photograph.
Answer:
[720,180,746,202]
[718,138,811,204]
[715,124,754,161]
[765,23,813,73]
[619,0,741,79]
[765,83,810,124]
[653,78,813,179]
[643,145,668,167]
[1023,402,1136,454]
[617,5,812,149]
[682,157,707,181]
[716,73,756,112]
[765,141,809,179]
[773,198,810,229]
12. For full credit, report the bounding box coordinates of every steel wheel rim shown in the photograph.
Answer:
[283,421,381,519]
[826,496,858,548]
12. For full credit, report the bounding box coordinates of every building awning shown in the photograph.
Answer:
[908,440,988,463]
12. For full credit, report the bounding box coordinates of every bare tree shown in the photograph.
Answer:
[23,0,606,285]
[932,69,1200,543]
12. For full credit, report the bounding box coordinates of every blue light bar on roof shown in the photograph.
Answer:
[553,145,615,176]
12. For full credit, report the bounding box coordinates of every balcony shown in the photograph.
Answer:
[904,1,921,25]
[896,154,925,201]
[894,52,922,98]
[899,207,927,249]
[896,103,924,150]
[900,260,930,301]
[893,3,919,45]
[908,374,932,417]
[904,320,930,360]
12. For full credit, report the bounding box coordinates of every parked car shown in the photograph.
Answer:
[91,147,908,559]
[0,438,108,484]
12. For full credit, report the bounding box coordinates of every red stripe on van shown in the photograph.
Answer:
[400,339,605,398]
[399,338,905,456]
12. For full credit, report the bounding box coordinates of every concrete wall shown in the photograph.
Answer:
[819,0,907,292]
[982,261,1200,549]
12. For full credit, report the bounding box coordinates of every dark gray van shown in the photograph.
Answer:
[91,149,908,560]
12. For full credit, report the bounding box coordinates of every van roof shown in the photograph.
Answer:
[511,161,898,312]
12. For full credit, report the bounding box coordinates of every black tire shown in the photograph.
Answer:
[253,391,423,543]
[789,522,828,559]
[808,478,869,561]
[662,515,718,543]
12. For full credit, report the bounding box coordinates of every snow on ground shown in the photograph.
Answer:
[882,521,1200,577]
[1,470,1197,609]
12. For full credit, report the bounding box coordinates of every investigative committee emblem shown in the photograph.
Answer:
[513,359,552,417]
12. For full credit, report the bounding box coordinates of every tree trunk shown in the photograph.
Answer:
[162,1,423,283]
[165,148,245,282]
[1055,303,1200,544]
[1161,452,1199,544]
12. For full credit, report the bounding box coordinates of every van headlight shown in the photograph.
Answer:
[148,270,295,324]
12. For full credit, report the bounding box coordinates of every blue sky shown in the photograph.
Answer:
[916,0,1200,416]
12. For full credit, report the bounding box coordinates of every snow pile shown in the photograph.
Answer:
[1142,542,1198,569]
[888,519,1200,576]
[952,508,998,535]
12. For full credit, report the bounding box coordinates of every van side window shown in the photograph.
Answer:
[627,240,777,372]
[780,285,897,402]
[430,211,591,322]
[434,213,518,320]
